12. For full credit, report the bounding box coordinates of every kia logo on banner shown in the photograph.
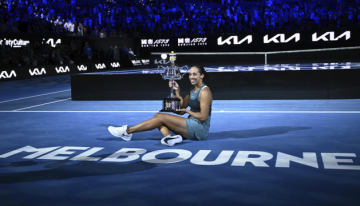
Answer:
[95,63,106,69]
[110,62,120,68]
[0,39,30,48]
[55,66,70,73]
[29,68,46,76]
[132,60,142,66]
[77,65,87,71]
[264,33,300,43]
[312,31,351,42]
[141,39,170,47]
[0,70,17,79]
[154,59,171,65]
[42,38,62,48]
[217,35,252,45]
[141,59,150,65]
[311,62,351,70]
[178,38,207,46]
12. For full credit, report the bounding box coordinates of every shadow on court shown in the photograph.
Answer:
[97,125,311,141]
[0,158,157,184]
[207,126,312,140]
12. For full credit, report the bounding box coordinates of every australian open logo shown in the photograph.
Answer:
[141,39,170,47]
[178,38,207,46]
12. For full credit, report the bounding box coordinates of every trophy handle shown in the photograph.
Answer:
[179,66,189,79]
[157,66,166,80]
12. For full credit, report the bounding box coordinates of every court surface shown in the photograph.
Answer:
[1,74,360,206]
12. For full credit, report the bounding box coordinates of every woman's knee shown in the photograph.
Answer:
[153,113,166,121]
[153,112,162,118]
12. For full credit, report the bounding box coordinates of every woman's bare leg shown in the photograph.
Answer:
[158,125,171,137]
[126,113,188,138]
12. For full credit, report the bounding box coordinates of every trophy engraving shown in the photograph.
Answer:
[158,51,188,112]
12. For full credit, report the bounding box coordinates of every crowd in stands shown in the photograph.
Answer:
[0,38,137,68]
[0,39,78,67]
[0,0,359,38]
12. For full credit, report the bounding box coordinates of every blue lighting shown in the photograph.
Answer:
[0,0,357,36]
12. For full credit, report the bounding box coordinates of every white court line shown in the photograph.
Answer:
[1,110,360,113]
[0,89,71,104]
[13,98,72,111]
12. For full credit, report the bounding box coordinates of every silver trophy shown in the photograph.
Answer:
[158,52,188,112]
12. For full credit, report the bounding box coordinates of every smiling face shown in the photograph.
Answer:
[189,66,204,86]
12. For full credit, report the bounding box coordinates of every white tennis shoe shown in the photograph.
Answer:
[161,135,183,146]
[108,125,132,141]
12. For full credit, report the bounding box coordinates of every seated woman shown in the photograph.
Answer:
[108,65,213,146]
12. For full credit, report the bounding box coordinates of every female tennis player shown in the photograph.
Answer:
[108,65,212,146]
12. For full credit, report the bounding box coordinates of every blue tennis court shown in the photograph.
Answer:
[1,74,360,206]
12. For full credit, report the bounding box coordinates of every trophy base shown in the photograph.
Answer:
[160,96,181,113]
[159,109,177,112]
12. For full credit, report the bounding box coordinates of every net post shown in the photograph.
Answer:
[265,53,267,65]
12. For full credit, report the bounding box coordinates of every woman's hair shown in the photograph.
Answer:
[192,65,209,81]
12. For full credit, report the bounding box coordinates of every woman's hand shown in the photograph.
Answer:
[174,110,185,115]
[169,80,180,91]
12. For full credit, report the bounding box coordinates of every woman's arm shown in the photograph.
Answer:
[176,86,191,109]
[170,81,191,115]
[181,92,190,109]
[174,92,190,115]
[177,87,212,121]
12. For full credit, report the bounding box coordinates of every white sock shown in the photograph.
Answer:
[166,135,183,147]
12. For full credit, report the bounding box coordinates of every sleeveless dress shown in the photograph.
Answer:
[186,84,212,141]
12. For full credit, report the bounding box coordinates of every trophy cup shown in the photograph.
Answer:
[158,51,188,112]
